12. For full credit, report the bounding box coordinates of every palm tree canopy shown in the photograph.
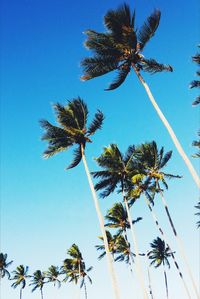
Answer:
[11,265,29,289]
[92,143,139,197]
[148,237,172,268]
[40,97,104,169]
[114,235,135,264]
[81,3,172,90]
[62,244,92,287]
[0,253,13,279]
[190,47,200,106]
[105,202,142,233]
[195,201,200,228]
[96,230,119,259]
[44,265,61,287]
[29,270,46,292]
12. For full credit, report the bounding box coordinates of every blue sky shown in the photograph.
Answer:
[1,0,199,298]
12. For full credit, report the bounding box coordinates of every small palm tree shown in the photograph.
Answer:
[81,3,200,188]
[96,230,119,260]
[40,98,119,298]
[114,235,135,272]
[148,237,172,299]
[63,244,92,299]
[190,47,200,106]
[0,253,13,279]
[44,265,61,288]
[11,265,30,299]
[192,131,200,158]
[195,201,200,228]
[92,144,148,298]
[29,270,46,299]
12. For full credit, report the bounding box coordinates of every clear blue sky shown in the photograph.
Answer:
[1,0,199,298]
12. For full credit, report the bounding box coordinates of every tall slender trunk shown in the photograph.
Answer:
[41,288,44,299]
[144,193,192,299]
[147,266,154,299]
[132,65,200,189]
[159,189,200,299]
[20,288,22,299]
[122,192,149,299]
[81,145,120,299]
[84,281,87,299]
[163,262,169,299]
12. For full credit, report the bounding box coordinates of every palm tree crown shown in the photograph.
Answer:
[44,265,61,288]
[81,3,172,90]
[11,265,29,289]
[29,270,45,293]
[0,253,13,279]
[148,237,172,268]
[40,97,104,168]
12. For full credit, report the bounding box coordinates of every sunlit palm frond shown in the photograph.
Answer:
[87,110,104,135]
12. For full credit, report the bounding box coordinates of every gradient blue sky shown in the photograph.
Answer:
[1,0,199,298]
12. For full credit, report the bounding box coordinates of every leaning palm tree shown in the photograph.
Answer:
[63,244,92,299]
[81,3,200,188]
[133,141,198,298]
[92,144,149,299]
[44,265,61,288]
[148,237,172,299]
[195,201,200,228]
[29,270,46,299]
[0,253,13,279]
[11,265,30,299]
[40,98,120,299]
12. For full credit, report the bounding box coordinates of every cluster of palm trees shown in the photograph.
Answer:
[3,2,199,299]
[0,245,92,299]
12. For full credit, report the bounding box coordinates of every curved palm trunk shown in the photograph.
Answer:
[123,193,149,299]
[163,262,169,299]
[159,190,200,299]
[147,266,154,299]
[144,194,192,299]
[81,145,120,299]
[133,65,200,189]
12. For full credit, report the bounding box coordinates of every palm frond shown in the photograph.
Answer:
[190,80,200,89]
[138,10,161,50]
[68,98,88,130]
[66,146,82,170]
[105,66,130,90]
[87,110,104,135]
[192,96,200,106]
[160,151,172,168]
[141,58,173,73]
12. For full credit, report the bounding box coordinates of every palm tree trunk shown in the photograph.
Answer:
[163,262,169,299]
[41,288,44,299]
[84,281,87,299]
[20,288,22,299]
[158,189,200,299]
[133,65,200,189]
[81,145,120,299]
[147,266,154,299]
[123,193,149,299]
[144,193,192,299]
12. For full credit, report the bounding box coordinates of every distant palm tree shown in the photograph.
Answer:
[63,244,92,299]
[11,265,30,299]
[195,201,200,228]
[44,265,61,288]
[148,237,172,299]
[192,131,200,158]
[190,47,200,106]
[96,230,118,260]
[0,253,13,279]
[81,3,200,188]
[133,141,197,298]
[92,144,148,298]
[114,234,135,272]
[40,98,120,299]
[29,270,46,299]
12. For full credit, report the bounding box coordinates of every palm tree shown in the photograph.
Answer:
[192,132,200,158]
[29,270,46,299]
[92,144,149,299]
[96,230,119,260]
[81,3,200,188]
[195,201,200,228]
[11,265,30,299]
[190,47,200,106]
[63,244,92,299]
[44,265,61,288]
[0,253,13,279]
[148,237,172,299]
[40,98,120,299]
[114,235,135,272]
[133,141,198,298]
